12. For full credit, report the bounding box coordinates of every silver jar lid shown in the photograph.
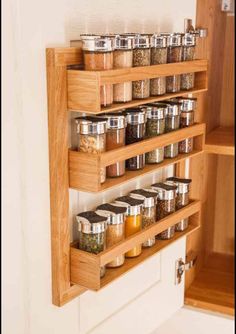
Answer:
[133,34,150,48]
[166,177,192,194]
[142,104,167,120]
[81,36,114,52]
[165,34,182,47]
[151,182,177,200]
[178,98,197,111]
[161,101,181,117]
[151,34,167,48]
[98,112,126,129]
[96,203,126,225]
[182,33,196,46]
[129,189,157,208]
[115,35,133,50]
[114,196,143,216]
[75,116,107,135]
[80,33,101,39]
[76,211,107,234]
[124,108,147,125]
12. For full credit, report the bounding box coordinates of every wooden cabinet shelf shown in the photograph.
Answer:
[69,123,205,192]
[205,126,235,156]
[67,59,208,113]
[71,200,201,290]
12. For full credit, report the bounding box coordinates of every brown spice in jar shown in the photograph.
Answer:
[179,138,193,153]
[166,75,181,93]
[180,73,195,90]
[106,224,125,268]
[150,77,166,96]
[106,128,126,177]
[132,79,150,99]
[133,48,150,66]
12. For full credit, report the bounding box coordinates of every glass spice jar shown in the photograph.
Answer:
[164,34,182,93]
[75,116,107,183]
[166,177,192,231]
[76,211,107,278]
[181,33,196,90]
[132,34,151,99]
[98,112,126,178]
[96,203,126,268]
[142,104,167,164]
[81,36,114,106]
[129,189,157,247]
[150,35,167,96]
[151,182,177,240]
[124,108,146,170]
[164,143,179,158]
[177,97,196,153]
[163,101,181,132]
[113,35,133,102]
[114,196,144,258]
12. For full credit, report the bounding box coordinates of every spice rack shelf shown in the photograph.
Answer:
[71,200,201,290]
[67,59,207,113]
[69,123,206,192]
[205,126,235,156]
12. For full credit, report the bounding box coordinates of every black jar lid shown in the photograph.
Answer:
[96,203,126,225]
[129,189,157,208]
[124,108,147,125]
[75,116,108,135]
[114,196,144,216]
[151,182,177,200]
[166,177,192,194]
[76,211,107,234]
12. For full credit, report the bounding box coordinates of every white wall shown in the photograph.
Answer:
[2,1,196,334]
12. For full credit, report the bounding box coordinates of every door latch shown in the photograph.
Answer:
[175,253,197,285]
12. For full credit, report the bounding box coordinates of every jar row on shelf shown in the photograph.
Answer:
[80,32,198,105]
[76,176,192,278]
[75,97,196,182]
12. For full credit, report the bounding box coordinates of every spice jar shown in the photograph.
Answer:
[113,35,133,102]
[164,34,182,93]
[124,108,146,170]
[164,143,179,158]
[181,33,196,90]
[96,203,126,267]
[151,183,177,240]
[166,177,192,231]
[114,196,143,258]
[98,112,126,178]
[81,36,114,106]
[142,104,167,164]
[132,34,151,99]
[177,97,196,153]
[76,211,107,278]
[75,116,107,183]
[150,35,167,96]
[163,101,180,132]
[129,189,157,247]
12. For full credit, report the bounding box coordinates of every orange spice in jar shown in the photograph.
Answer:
[114,196,144,258]
[81,35,114,107]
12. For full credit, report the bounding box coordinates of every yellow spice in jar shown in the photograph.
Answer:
[125,214,142,258]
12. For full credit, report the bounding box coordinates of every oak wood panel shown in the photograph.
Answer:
[205,126,235,155]
[71,205,200,290]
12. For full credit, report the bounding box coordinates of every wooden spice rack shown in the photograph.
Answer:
[67,59,208,113]
[46,46,208,306]
[71,200,201,290]
[69,123,205,192]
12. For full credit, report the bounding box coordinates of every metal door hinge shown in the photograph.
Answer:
[184,18,208,37]
[175,253,197,285]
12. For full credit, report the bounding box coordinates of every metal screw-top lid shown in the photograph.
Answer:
[114,196,144,216]
[166,177,192,194]
[96,203,126,225]
[81,36,114,52]
[156,101,180,117]
[129,189,157,208]
[151,34,167,48]
[76,211,107,234]
[161,33,182,47]
[141,104,167,120]
[182,33,196,46]
[98,112,126,129]
[151,182,177,200]
[170,97,197,112]
[80,33,101,39]
[133,34,150,48]
[75,116,107,135]
[115,35,133,50]
[124,108,147,125]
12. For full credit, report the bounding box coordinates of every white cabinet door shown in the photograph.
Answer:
[78,237,186,334]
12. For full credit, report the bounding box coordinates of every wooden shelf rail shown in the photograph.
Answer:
[205,126,235,156]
